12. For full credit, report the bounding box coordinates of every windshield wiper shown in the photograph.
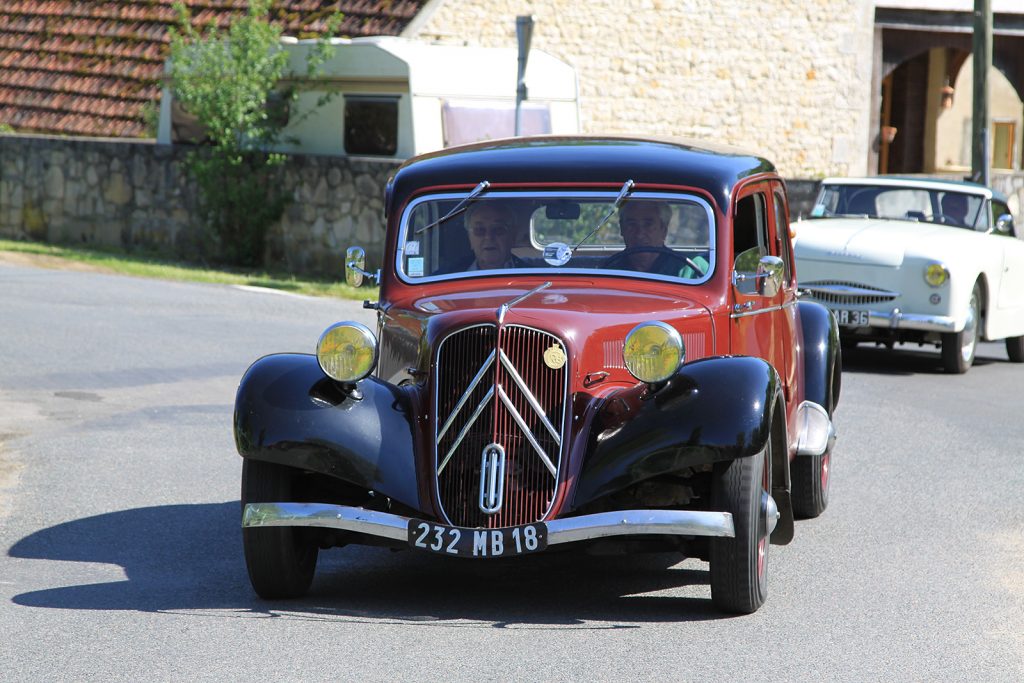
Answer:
[415,180,490,234]
[571,179,635,253]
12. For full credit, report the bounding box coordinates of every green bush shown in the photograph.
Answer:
[168,0,338,266]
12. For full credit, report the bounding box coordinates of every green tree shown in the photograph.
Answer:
[168,0,339,266]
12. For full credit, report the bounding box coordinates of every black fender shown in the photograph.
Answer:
[572,355,783,508]
[798,300,842,413]
[233,353,421,511]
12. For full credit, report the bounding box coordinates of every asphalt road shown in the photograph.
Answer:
[1,262,1022,682]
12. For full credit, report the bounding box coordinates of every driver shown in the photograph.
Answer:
[940,193,969,228]
[615,200,708,277]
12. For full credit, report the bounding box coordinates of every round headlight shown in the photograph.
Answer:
[316,321,377,382]
[924,263,949,287]
[623,321,685,384]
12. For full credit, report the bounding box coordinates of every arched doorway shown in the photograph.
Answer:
[872,9,1024,177]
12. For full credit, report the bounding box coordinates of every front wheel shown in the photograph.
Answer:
[242,459,318,599]
[709,443,772,614]
[941,283,981,374]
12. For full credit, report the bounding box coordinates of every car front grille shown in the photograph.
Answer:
[801,280,899,306]
[435,324,567,527]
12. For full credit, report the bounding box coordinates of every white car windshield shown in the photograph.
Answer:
[396,191,716,283]
[811,184,988,230]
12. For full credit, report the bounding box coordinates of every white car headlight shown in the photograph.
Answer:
[623,321,685,384]
[924,262,949,287]
[316,321,377,382]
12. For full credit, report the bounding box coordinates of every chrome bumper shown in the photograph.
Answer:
[866,309,956,332]
[242,503,736,544]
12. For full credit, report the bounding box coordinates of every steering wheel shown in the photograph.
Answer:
[602,246,707,276]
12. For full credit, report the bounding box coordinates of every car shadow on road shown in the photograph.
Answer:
[8,502,727,627]
[840,342,1004,376]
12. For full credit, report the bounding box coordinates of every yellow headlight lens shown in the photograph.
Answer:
[924,263,948,287]
[623,321,685,384]
[316,322,377,382]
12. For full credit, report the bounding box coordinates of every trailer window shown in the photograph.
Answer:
[344,96,398,156]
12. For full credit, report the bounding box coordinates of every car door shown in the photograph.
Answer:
[992,198,1024,312]
[729,182,790,384]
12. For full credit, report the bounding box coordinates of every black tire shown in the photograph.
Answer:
[941,282,981,374]
[709,443,771,614]
[242,459,318,599]
[1006,335,1024,363]
[791,448,830,519]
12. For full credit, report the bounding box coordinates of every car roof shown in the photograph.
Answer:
[819,175,1004,201]
[388,135,777,216]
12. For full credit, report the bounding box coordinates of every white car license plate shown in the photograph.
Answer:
[835,309,869,326]
[408,519,548,558]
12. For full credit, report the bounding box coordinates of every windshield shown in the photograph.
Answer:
[810,184,988,230]
[397,191,715,283]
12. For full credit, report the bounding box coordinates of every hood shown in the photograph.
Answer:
[793,218,974,267]
[405,282,716,360]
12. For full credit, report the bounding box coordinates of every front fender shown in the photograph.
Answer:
[233,353,421,511]
[572,356,782,508]
[798,300,841,412]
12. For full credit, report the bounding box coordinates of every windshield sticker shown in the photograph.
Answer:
[407,257,425,277]
[811,205,825,217]
[405,241,420,256]
[543,242,573,266]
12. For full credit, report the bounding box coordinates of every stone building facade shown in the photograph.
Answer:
[406,0,877,178]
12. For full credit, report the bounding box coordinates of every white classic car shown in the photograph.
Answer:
[793,176,1024,373]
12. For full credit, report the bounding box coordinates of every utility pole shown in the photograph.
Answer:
[971,0,992,186]
[515,15,534,137]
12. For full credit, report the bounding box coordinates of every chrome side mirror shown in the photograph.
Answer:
[345,246,379,287]
[732,250,784,297]
[995,213,1014,236]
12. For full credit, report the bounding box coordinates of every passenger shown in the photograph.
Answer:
[615,200,708,277]
[462,202,526,270]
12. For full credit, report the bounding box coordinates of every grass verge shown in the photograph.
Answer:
[0,238,372,300]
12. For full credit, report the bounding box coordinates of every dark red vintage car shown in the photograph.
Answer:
[235,136,841,613]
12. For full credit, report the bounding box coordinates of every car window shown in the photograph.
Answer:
[991,199,1014,236]
[812,184,987,229]
[397,191,716,283]
[772,189,793,282]
[733,192,767,261]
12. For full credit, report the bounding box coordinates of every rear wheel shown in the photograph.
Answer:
[242,459,318,599]
[941,283,981,374]
[791,447,830,519]
[1006,335,1024,363]
[709,442,771,614]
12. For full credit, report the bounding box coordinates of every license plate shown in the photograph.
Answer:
[835,309,869,326]
[408,519,548,558]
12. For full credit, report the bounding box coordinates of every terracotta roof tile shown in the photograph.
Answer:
[0,1,429,138]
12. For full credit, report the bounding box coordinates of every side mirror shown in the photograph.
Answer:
[346,246,366,287]
[995,213,1014,236]
[346,246,381,287]
[733,250,784,297]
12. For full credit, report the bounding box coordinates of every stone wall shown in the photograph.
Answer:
[0,134,398,276]
[409,0,876,178]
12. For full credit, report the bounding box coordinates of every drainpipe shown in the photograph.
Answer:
[971,0,991,186]
[515,15,533,137]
